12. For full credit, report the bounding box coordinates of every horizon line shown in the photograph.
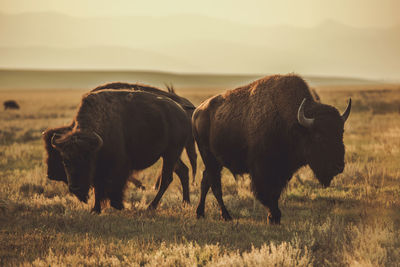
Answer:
[0,67,388,83]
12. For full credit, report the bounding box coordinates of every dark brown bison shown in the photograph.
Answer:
[50,90,191,213]
[43,82,197,191]
[43,124,74,183]
[193,74,351,224]
[3,100,20,110]
[92,82,197,184]
[43,123,146,189]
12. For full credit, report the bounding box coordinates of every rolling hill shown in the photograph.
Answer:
[1,12,399,80]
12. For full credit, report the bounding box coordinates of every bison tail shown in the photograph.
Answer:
[185,137,197,183]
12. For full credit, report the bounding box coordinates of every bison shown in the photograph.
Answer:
[50,90,191,213]
[92,82,197,185]
[43,122,146,189]
[193,74,351,224]
[43,82,197,191]
[3,100,20,110]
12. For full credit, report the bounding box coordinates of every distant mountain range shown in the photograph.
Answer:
[0,69,379,90]
[0,12,399,80]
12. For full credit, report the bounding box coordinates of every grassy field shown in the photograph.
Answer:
[0,83,400,266]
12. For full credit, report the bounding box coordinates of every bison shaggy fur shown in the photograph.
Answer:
[50,90,191,213]
[43,82,197,192]
[91,82,197,184]
[193,74,351,224]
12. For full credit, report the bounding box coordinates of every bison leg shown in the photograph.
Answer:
[147,156,175,210]
[266,198,281,225]
[196,149,231,220]
[197,168,232,220]
[185,137,197,184]
[173,158,190,203]
[109,189,124,210]
[255,189,281,225]
[210,170,232,221]
[108,178,127,211]
[110,198,124,210]
[154,159,190,203]
[92,185,105,214]
[153,169,162,190]
[196,169,211,218]
[250,164,283,225]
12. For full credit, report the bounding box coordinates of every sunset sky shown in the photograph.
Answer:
[1,0,399,80]
[1,0,399,27]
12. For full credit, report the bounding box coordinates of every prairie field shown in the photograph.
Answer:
[0,83,400,266]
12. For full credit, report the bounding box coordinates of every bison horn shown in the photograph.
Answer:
[297,98,315,128]
[50,133,63,148]
[92,132,103,149]
[341,98,352,123]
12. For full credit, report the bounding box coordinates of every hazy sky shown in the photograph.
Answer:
[1,0,399,28]
[1,0,399,80]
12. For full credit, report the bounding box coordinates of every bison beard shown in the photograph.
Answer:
[50,90,191,213]
[193,74,351,224]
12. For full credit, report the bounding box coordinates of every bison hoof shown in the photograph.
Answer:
[196,213,205,219]
[196,210,205,219]
[91,207,101,214]
[110,201,124,210]
[267,215,281,225]
[196,206,205,219]
[222,212,233,221]
[147,203,157,211]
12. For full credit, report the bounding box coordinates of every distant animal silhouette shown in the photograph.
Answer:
[3,100,19,110]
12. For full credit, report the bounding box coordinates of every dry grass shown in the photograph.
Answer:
[0,85,399,266]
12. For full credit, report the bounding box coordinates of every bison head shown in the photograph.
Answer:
[298,98,351,187]
[51,131,103,202]
[43,127,73,184]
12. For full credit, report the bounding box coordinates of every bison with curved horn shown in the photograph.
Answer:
[50,90,191,213]
[43,82,197,192]
[92,82,197,186]
[43,123,147,189]
[193,74,351,224]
